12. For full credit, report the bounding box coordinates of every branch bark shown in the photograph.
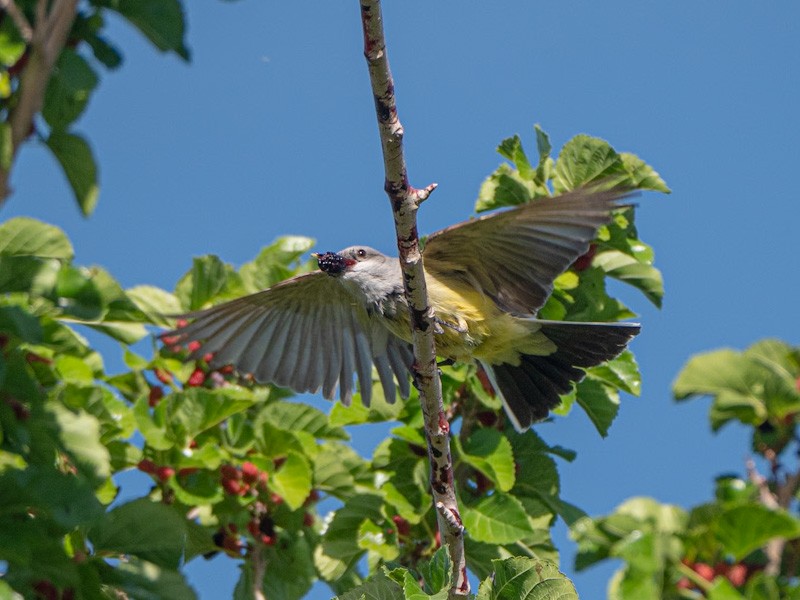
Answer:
[358,2,468,596]
[0,0,79,203]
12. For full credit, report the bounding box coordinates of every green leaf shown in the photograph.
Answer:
[90,499,188,569]
[165,387,256,442]
[0,18,26,66]
[126,285,182,326]
[586,350,641,396]
[358,519,398,561]
[497,135,534,180]
[100,0,190,60]
[476,163,536,213]
[175,255,233,310]
[318,494,383,581]
[270,451,313,510]
[46,131,99,216]
[262,534,316,600]
[462,493,535,544]
[484,557,578,600]
[593,249,664,307]
[553,134,628,193]
[456,428,515,492]
[264,401,348,440]
[335,568,402,600]
[0,217,74,260]
[620,152,671,193]
[239,236,316,292]
[48,402,111,480]
[576,377,620,437]
[714,505,800,560]
[42,48,99,129]
[98,557,197,600]
[707,577,746,600]
[417,546,452,594]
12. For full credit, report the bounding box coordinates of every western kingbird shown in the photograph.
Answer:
[167,186,639,431]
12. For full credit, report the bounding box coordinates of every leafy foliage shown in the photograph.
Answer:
[0,0,190,215]
[0,126,663,598]
[574,340,800,599]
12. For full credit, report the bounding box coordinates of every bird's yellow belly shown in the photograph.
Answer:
[384,273,553,365]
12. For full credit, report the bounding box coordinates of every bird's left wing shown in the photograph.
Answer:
[423,185,633,316]
[166,271,413,406]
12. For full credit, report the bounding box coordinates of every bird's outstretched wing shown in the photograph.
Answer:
[166,272,413,406]
[423,185,633,316]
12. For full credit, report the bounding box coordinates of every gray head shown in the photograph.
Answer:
[315,246,391,276]
[314,246,401,303]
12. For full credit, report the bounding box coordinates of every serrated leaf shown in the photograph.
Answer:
[462,493,535,544]
[90,499,188,569]
[334,568,402,600]
[46,131,99,216]
[0,217,74,260]
[620,152,671,193]
[270,451,312,510]
[239,236,315,292]
[456,428,515,492]
[487,557,578,600]
[576,377,620,437]
[476,164,536,212]
[497,135,534,180]
[319,494,383,581]
[174,255,236,310]
[553,134,628,193]
[264,401,348,440]
[358,519,398,561]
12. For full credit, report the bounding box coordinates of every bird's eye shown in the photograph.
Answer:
[356,249,366,259]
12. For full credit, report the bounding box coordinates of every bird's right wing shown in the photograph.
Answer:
[167,271,413,406]
[423,185,633,316]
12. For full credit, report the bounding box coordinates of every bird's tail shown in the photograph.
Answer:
[480,320,640,432]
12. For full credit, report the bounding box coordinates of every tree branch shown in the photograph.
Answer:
[0,0,33,43]
[358,1,468,596]
[0,0,78,203]
[747,458,785,576]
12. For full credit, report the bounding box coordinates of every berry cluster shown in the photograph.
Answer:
[678,559,754,590]
[220,462,268,497]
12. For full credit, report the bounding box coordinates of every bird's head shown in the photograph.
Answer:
[313,246,387,277]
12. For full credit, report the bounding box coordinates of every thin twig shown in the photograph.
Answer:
[358,2,469,596]
[0,0,78,202]
[0,0,33,42]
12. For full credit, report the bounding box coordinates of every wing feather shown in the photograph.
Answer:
[423,185,633,315]
[165,271,412,404]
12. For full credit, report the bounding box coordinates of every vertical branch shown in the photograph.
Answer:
[358,1,469,596]
[0,0,79,202]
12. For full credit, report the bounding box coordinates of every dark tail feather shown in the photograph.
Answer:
[483,321,640,432]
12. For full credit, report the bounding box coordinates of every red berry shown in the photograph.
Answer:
[222,479,244,495]
[202,352,214,363]
[7,397,30,421]
[269,492,283,505]
[303,512,315,527]
[221,534,243,556]
[148,385,164,407]
[273,456,287,469]
[241,462,259,483]
[257,471,269,488]
[178,467,199,477]
[26,352,51,365]
[154,369,172,385]
[32,580,58,600]
[676,578,692,590]
[137,459,157,474]
[219,364,235,374]
[160,335,180,346]
[391,515,410,536]
[303,489,319,506]
[727,564,748,587]
[188,439,198,449]
[156,466,175,482]
[260,534,276,546]
[693,562,715,582]
[187,340,201,353]
[176,319,188,328]
[220,464,241,481]
[572,243,597,271]
[187,368,206,387]
[247,521,260,538]
[476,411,498,427]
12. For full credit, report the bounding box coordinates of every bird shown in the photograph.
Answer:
[165,185,640,431]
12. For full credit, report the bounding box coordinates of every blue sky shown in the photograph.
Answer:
[4,2,800,598]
